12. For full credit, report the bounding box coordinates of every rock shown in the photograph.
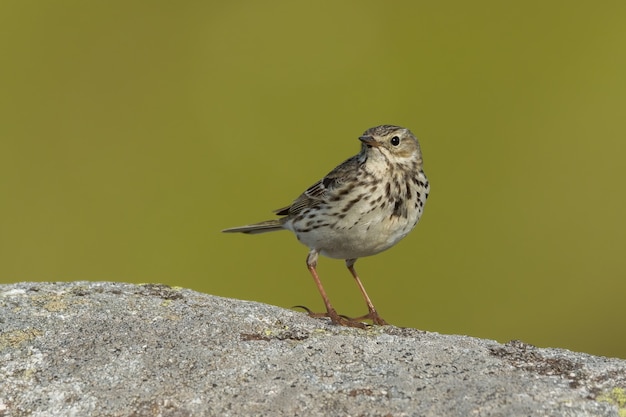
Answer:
[1,282,625,417]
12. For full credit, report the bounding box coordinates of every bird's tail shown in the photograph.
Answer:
[222,219,284,234]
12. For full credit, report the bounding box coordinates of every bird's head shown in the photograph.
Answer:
[358,125,423,166]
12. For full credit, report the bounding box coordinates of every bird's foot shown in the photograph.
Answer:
[293,305,369,329]
[348,311,389,326]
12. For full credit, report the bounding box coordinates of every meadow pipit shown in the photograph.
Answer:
[223,125,430,328]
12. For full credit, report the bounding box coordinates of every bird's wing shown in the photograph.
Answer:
[274,155,357,217]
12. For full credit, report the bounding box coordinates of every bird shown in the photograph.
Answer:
[222,125,429,328]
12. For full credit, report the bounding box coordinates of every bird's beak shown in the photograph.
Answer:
[359,135,380,147]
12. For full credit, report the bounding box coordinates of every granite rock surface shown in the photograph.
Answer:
[1,281,625,416]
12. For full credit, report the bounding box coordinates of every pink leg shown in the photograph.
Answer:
[346,259,388,326]
[300,251,367,329]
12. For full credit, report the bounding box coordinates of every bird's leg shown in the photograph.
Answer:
[346,259,388,325]
[302,251,367,329]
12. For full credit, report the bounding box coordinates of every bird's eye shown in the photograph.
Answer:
[390,136,400,146]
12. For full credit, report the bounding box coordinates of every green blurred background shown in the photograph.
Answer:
[1,2,625,358]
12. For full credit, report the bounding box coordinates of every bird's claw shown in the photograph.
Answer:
[293,305,383,329]
[348,311,389,326]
